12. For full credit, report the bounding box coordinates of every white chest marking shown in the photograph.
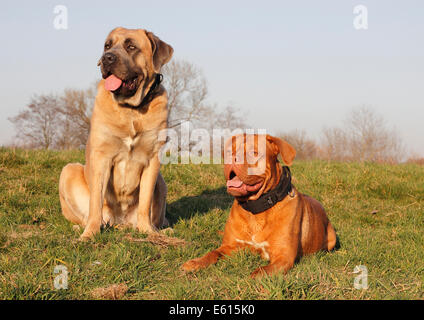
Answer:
[236,236,270,260]
[115,160,127,178]
[123,136,139,151]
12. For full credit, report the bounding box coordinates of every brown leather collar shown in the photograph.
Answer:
[238,166,293,214]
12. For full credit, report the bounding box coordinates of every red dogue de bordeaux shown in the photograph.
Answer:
[182,134,337,278]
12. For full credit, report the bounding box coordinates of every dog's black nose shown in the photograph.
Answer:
[102,52,116,66]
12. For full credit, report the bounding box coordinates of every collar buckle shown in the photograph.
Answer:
[267,196,274,205]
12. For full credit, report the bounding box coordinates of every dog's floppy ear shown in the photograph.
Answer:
[146,31,174,72]
[266,135,296,166]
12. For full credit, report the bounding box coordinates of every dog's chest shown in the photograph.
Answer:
[119,127,160,163]
[111,130,160,198]
[122,136,139,152]
[236,235,270,260]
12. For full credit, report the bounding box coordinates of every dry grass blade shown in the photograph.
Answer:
[91,283,128,300]
[124,233,188,247]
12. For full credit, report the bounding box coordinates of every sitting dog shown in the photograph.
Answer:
[59,27,173,240]
[182,134,336,277]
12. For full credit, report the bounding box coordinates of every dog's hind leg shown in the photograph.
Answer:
[326,222,337,251]
[151,173,168,229]
[59,163,90,226]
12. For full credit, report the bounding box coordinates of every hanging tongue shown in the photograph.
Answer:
[226,175,263,196]
[104,74,122,91]
[227,176,244,189]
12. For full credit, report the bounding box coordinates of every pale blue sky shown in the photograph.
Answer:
[1,0,423,155]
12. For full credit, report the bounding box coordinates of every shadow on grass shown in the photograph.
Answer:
[166,186,233,225]
[334,232,342,251]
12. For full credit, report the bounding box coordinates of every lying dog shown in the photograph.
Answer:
[182,134,337,277]
[59,27,173,240]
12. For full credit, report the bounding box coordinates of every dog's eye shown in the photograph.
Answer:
[247,150,258,158]
[246,150,262,163]
[104,44,110,50]
[127,45,136,51]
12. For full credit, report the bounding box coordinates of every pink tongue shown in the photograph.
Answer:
[104,75,122,91]
[227,176,244,188]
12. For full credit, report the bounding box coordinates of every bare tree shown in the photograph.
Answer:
[162,59,249,158]
[406,154,424,165]
[277,129,318,160]
[162,59,210,128]
[320,127,349,161]
[162,59,248,130]
[213,105,249,132]
[8,94,61,149]
[55,84,96,149]
[345,106,405,162]
[320,106,405,162]
[8,84,96,150]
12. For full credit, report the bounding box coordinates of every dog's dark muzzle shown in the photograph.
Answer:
[102,52,117,67]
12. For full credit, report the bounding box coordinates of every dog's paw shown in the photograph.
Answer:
[78,233,93,242]
[160,227,174,235]
[181,258,204,272]
[250,264,288,279]
[79,227,99,241]
[137,222,159,234]
[250,266,271,279]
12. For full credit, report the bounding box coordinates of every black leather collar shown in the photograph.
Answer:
[140,73,163,107]
[123,73,163,109]
[238,166,293,214]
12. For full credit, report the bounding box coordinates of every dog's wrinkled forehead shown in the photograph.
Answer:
[225,134,269,153]
[224,134,270,167]
[105,28,152,53]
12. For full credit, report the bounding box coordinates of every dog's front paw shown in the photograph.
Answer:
[160,227,174,235]
[251,263,290,278]
[78,234,92,242]
[79,231,95,242]
[181,258,205,272]
[79,224,100,241]
[250,266,271,279]
[137,223,159,234]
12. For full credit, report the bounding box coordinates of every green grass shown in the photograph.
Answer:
[0,147,423,300]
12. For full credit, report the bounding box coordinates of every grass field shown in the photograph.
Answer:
[0,147,423,300]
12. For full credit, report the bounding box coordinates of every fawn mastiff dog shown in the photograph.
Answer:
[59,27,173,240]
[182,134,336,277]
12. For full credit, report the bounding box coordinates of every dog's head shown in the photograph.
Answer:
[98,27,173,106]
[223,134,296,201]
